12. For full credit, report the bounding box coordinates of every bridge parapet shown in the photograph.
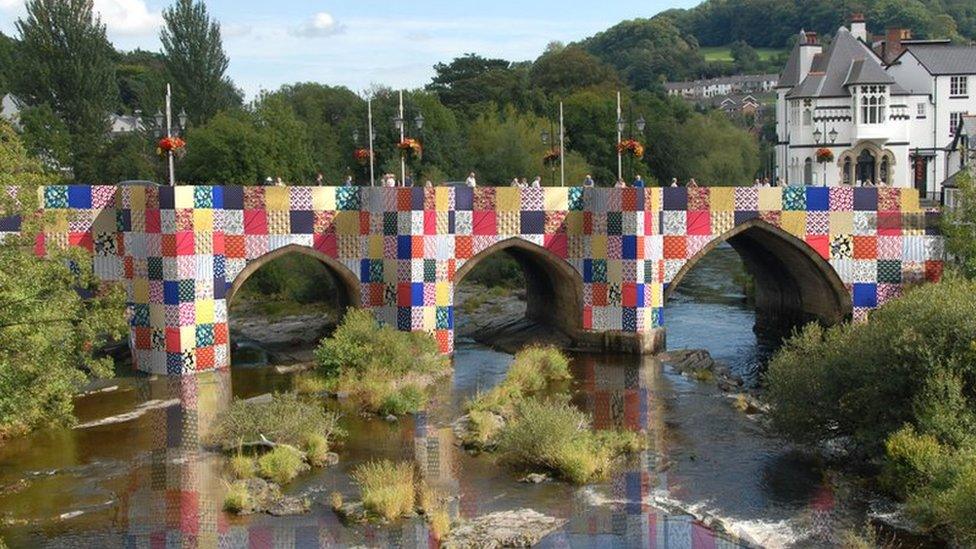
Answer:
[2,184,943,375]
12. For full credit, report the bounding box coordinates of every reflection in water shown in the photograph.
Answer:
[0,246,880,547]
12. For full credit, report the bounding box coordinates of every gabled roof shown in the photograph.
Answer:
[777,31,806,88]
[787,27,910,99]
[898,44,976,75]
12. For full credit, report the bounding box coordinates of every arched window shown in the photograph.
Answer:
[803,109,812,126]
[804,158,813,186]
[842,156,852,185]
[880,156,890,185]
[859,85,888,125]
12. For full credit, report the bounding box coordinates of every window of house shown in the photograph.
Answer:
[950,76,968,98]
[790,101,800,126]
[916,102,926,118]
[951,112,965,136]
[803,108,812,126]
[859,86,887,124]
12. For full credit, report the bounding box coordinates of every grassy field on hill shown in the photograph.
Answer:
[700,46,787,63]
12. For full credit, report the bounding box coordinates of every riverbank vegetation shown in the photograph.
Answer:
[0,121,126,440]
[765,276,976,544]
[461,346,645,483]
[305,309,449,416]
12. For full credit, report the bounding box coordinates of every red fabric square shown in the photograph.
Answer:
[368,283,384,306]
[877,212,902,235]
[196,346,214,370]
[69,232,93,252]
[621,188,638,211]
[412,235,425,259]
[244,210,267,234]
[853,236,876,259]
[686,211,711,235]
[359,211,370,234]
[397,188,412,211]
[162,234,177,257]
[124,256,134,279]
[33,233,45,257]
[591,283,608,306]
[663,236,687,259]
[314,234,337,257]
[805,234,829,260]
[175,231,195,255]
[583,211,593,234]
[424,211,436,235]
[436,330,450,354]
[165,327,181,353]
[472,211,496,235]
[925,260,943,282]
[224,235,245,258]
[145,209,161,233]
[583,306,593,329]
[396,283,412,306]
[211,232,225,255]
[544,233,567,258]
[455,236,472,259]
[213,322,228,345]
[134,326,151,350]
[622,282,637,307]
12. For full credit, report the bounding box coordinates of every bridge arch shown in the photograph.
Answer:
[226,243,361,312]
[454,237,584,338]
[664,219,851,330]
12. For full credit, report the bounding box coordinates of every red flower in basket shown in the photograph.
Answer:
[354,148,371,165]
[617,139,645,159]
[397,138,423,159]
[157,136,186,158]
[816,148,834,163]
[543,148,560,166]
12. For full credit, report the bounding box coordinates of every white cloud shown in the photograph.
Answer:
[93,0,161,36]
[294,11,344,38]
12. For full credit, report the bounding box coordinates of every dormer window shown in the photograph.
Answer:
[858,85,887,125]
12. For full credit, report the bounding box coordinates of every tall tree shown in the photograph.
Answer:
[160,0,239,125]
[14,0,117,182]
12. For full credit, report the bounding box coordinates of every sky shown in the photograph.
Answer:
[0,0,699,98]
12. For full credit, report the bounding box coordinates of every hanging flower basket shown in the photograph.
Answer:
[354,148,372,165]
[397,138,423,160]
[157,136,186,158]
[816,147,834,163]
[543,148,561,167]
[617,139,645,159]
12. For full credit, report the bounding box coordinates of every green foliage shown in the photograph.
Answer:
[944,169,976,278]
[228,453,255,480]
[223,481,251,512]
[497,397,645,484]
[256,445,307,484]
[93,133,157,183]
[14,0,118,181]
[466,345,572,418]
[529,46,620,96]
[765,277,976,454]
[301,432,331,467]
[208,392,344,451]
[18,104,71,170]
[0,121,127,438]
[179,111,272,184]
[161,0,240,125]
[426,54,543,115]
[114,49,168,115]
[351,460,416,521]
[377,384,427,416]
[458,252,524,289]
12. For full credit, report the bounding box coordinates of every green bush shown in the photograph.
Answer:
[378,384,427,416]
[302,432,331,467]
[496,397,645,484]
[257,446,307,484]
[209,392,344,451]
[466,345,571,417]
[228,454,255,480]
[352,460,416,521]
[223,481,252,513]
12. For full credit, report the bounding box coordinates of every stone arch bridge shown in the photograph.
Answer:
[3,185,943,375]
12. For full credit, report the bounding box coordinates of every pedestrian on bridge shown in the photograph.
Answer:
[583,174,594,187]
[465,172,477,187]
[686,178,699,188]
[633,175,645,188]
[614,179,627,188]
[531,176,542,188]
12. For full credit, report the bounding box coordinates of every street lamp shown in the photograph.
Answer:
[415,113,424,130]
[393,90,423,186]
[813,122,838,186]
[154,84,186,186]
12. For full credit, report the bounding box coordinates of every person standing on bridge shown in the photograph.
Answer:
[670,178,678,187]
[531,176,542,188]
[614,178,626,188]
[344,176,353,186]
[316,173,325,185]
[583,174,594,187]
[687,178,699,188]
[275,176,284,186]
[465,172,477,187]
[633,174,645,188]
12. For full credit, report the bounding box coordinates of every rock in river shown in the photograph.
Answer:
[443,508,566,548]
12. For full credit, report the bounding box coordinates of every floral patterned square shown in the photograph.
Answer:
[734,188,758,211]
[830,234,853,259]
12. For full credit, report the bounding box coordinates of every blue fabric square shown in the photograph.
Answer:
[211,186,223,209]
[853,188,878,211]
[369,260,383,283]
[397,236,412,259]
[734,210,759,226]
[193,186,212,208]
[455,187,473,211]
[448,211,455,233]
[411,282,424,306]
[68,186,92,208]
[663,188,688,210]
[0,216,20,232]
[622,235,637,259]
[360,259,370,281]
[148,257,163,280]
[783,186,806,210]
[635,282,645,307]
[289,211,314,234]
[195,324,214,346]
[411,187,425,210]
[436,306,451,329]
[158,186,175,209]
[622,307,637,330]
[625,471,642,513]
[583,259,593,282]
[214,277,227,299]
[116,210,131,232]
[806,187,829,211]
[520,211,545,233]
[634,189,645,211]
[163,281,180,305]
[223,186,244,209]
[336,187,360,210]
[213,255,225,278]
[396,307,412,330]
[852,283,878,307]
[131,304,150,327]
[43,186,68,208]
[653,307,664,328]
[166,352,183,375]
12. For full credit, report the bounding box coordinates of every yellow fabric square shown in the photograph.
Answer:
[435,187,450,211]
[180,325,196,351]
[423,307,436,330]
[758,188,782,211]
[709,188,734,211]
[129,186,146,211]
[149,303,165,327]
[591,235,607,259]
[193,209,213,232]
[901,189,919,212]
[132,278,149,302]
[335,211,359,235]
[265,187,289,210]
[544,188,568,211]
[647,188,662,213]
[312,187,336,210]
[496,188,520,211]
[174,186,194,209]
[566,211,583,235]
[780,211,806,238]
[368,235,383,258]
[650,283,663,308]
[607,260,623,284]
[829,211,853,234]
[196,300,214,324]
[436,282,450,306]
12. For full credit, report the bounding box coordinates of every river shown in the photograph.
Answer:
[0,245,903,548]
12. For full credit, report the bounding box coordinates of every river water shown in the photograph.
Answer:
[0,246,895,548]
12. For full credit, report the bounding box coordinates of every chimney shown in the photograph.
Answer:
[850,13,867,42]
[884,28,911,63]
[798,29,822,83]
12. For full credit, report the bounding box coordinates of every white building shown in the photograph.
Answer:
[0,93,24,129]
[665,74,778,99]
[775,14,976,199]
